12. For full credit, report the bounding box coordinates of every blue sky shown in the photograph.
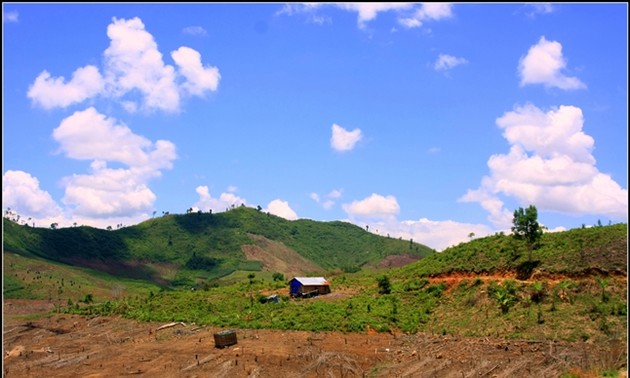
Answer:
[2,3,628,250]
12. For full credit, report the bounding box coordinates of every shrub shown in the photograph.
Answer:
[530,281,546,303]
[376,275,392,294]
[488,280,518,314]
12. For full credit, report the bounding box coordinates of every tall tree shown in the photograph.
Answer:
[511,205,543,262]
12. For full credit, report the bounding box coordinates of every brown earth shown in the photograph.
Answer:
[241,234,323,278]
[3,299,626,378]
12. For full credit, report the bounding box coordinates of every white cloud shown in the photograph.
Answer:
[398,3,453,29]
[524,3,554,17]
[193,186,248,213]
[370,217,497,251]
[331,123,362,152]
[336,3,414,28]
[322,200,335,210]
[51,108,176,218]
[2,170,62,219]
[182,26,208,36]
[328,189,343,199]
[53,107,176,174]
[1,169,160,229]
[342,193,400,220]
[3,10,19,23]
[518,36,586,90]
[277,3,452,30]
[310,188,343,210]
[27,17,220,113]
[61,168,157,217]
[266,199,298,220]
[171,46,221,96]
[433,54,468,71]
[27,66,104,109]
[460,103,627,227]
[275,3,322,16]
[103,17,180,112]
[337,192,499,251]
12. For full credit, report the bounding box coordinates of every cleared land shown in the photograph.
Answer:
[4,297,625,378]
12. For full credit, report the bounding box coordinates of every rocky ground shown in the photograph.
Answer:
[4,299,626,378]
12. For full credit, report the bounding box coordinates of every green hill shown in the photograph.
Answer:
[3,219,628,376]
[47,223,626,344]
[3,206,434,290]
[4,218,626,376]
[396,223,627,279]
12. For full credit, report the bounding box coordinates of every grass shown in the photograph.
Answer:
[61,268,626,346]
[3,251,160,302]
[396,223,627,278]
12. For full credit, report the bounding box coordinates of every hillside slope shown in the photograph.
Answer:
[396,223,627,279]
[3,207,434,288]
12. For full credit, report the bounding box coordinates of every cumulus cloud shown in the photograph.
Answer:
[331,123,362,152]
[266,199,298,220]
[14,17,223,229]
[61,168,157,217]
[338,192,496,251]
[193,186,248,213]
[103,17,181,112]
[51,108,176,218]
[27,66,104,109]
[1,170,157,230]
[460,103,627,228]
[518,36,586,90]
[171,46,221,96]
[2,170,62,219]
[433,54,468,71]
[342,193,400,221]
[372,217,497,251]
[53,107,175,174]
[27,17,220,113]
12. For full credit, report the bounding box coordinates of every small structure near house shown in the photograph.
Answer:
[289,277,331,298]
[214,330,237,348]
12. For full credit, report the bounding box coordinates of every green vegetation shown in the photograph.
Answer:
[58,261,626,344]
[3,210,627,376]
[3,207,433,288]
[3,250,160,302]
[396,223,627,278]
[512,205,544,261]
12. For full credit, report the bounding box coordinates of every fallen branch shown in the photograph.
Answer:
[181,355,214,371]
[483,363,500,376]
[156,322,186,332]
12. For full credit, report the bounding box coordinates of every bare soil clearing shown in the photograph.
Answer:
[3,299,624,378]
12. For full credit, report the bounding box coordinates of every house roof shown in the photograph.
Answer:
[291,277,329,286]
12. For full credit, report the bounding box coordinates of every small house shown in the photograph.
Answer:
[289,277,331,298]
